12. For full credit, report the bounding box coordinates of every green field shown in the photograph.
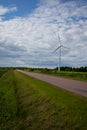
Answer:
[28,69,87,82]
[0,70,87,130]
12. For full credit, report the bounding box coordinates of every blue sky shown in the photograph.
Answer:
[0,0,39,19]
[0,0,87,67]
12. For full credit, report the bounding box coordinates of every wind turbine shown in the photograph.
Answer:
[54,33,69,71]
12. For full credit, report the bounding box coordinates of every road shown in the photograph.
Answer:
[17,70,87,98]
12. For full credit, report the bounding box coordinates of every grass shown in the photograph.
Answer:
[0,70,87,129]
[0,68,10,77]
[0,71,18,129]
[30,69,87,82]
[55,71,87,81]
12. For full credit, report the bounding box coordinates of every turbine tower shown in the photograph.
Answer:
[54,33,69,71]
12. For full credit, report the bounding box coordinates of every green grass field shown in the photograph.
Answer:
[30,69,87,82]
[0,70,87,130]
[53,71,87,81]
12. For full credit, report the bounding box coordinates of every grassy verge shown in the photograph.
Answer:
[0,70,87,129]
[0,68,10,77]
[0,71,18,129]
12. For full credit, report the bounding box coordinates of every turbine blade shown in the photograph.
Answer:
[52,46,60,53]
[61,45,69,49]
[58,33,61,45]
[54,46,61,52]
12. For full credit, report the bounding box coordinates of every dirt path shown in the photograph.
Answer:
[17,70,87,97]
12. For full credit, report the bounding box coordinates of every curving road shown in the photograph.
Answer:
[17,70,87,98]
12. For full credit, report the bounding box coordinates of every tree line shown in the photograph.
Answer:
[0,66,87,72]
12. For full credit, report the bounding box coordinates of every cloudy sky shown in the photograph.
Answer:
[0,0,87,68]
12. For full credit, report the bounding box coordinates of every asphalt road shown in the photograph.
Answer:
[17,70,87,98]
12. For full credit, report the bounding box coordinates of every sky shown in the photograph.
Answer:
[0,0,87,68]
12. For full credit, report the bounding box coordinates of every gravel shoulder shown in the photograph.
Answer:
[17,70,87,98]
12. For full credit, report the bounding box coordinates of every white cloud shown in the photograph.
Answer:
[0,0,87,67]
[0,5,17,16]
[72,5,87,17]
